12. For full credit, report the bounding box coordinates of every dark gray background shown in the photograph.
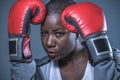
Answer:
[0,0,120,80]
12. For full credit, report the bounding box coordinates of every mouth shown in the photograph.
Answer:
[47,51,56,58]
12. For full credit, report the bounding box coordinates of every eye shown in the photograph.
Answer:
[55,32,65,37]
[41,31,48,37]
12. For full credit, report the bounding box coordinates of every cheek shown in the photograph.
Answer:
[41,37,46,49]
[64,39,75,52]
[57,35,76,56]
[58,41,68,52]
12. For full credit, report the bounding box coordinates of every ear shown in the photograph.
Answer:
[75,32,79,40]
[75,33,84,44]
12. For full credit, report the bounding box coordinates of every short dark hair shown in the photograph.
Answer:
[46,0,76,15]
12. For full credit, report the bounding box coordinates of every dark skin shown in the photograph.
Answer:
[41,13,88,80]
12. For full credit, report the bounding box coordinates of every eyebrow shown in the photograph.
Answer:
[53,28,62,32]
[41,27,61,30]
[41,26,67,32]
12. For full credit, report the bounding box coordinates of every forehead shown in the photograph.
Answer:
[47,14,61,24]
[42,14,65,30]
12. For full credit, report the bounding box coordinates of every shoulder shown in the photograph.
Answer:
[112,48,120,55]
[112,48,120,52]
[112,48,120,60]
[34,56,51,67]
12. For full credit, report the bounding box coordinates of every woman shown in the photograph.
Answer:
[10,0,120,80]
[39,0,90,80]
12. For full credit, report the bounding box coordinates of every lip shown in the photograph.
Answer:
[47,51,56,57]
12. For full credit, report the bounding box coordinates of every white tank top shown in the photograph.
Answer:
[40,61,94,80]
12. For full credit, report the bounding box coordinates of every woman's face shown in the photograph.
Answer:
[41,14,77,61]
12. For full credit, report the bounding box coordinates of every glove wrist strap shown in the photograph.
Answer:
[9,36,32,63]
[83,32,113,66]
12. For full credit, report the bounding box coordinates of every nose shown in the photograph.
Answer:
[46,35,55,48]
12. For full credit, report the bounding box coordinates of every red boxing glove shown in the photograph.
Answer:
[61,2,113,66]
[61,2,107,38]
[8,0,46,62]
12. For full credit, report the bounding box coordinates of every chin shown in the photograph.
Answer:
[50,56,61,62]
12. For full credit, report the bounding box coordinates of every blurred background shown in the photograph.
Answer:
[0,0,120,80]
